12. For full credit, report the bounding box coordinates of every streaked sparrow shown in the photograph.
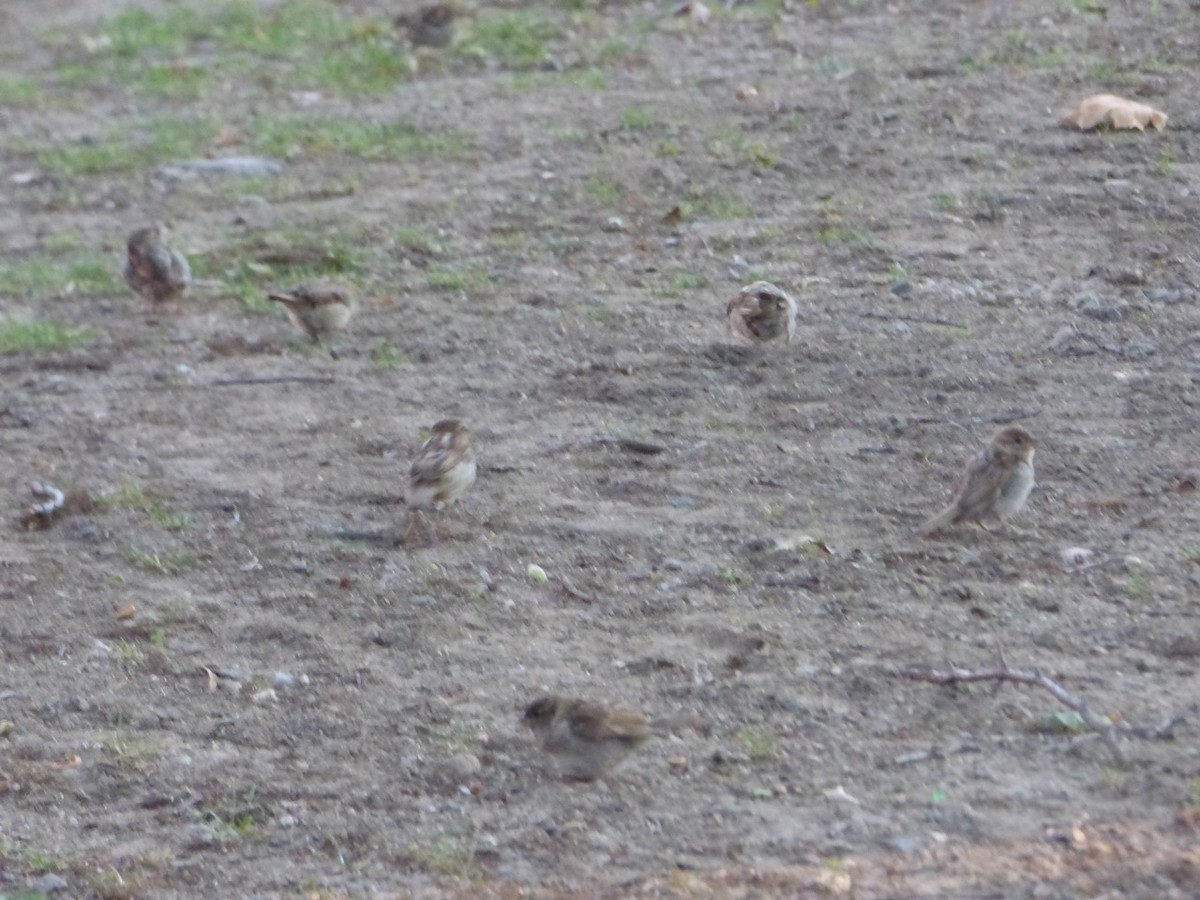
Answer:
[920,425,1037,535]
[123,224,191,303]
[726,280,797,344]
[522,695,652,782]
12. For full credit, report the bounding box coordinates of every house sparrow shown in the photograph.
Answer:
[919,425,1037,535]
[522,695,652,782]
[408,419,476,510]
[267,281,357,355]
[123,224,191,303]
[726,280,797,344]
[395,3,457,48]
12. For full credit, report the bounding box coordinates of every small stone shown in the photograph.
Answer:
[251,688,277,704]
[602,216,626,232]
[889,280,912,297]
[890,835,925,855]
[273,672,296,687]
[1072,291,1128,321]
[29,874,70,894]
[444,753,482,779]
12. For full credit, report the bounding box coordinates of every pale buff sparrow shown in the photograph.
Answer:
[408,418,476,510]
[267,281,357,355]
[522,695,652,782]
[920,425,1037,536]
[123,224,191,303]
[726,280,797,344]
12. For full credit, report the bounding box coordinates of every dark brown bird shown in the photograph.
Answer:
[920,425,1037,535]
[123,224,191,303]
[522,695,652,782]
[395,3,457,48]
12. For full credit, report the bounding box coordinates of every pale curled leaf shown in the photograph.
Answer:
[1061,94,1167,132]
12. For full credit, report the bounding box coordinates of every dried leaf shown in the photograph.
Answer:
[115,604,137,621]
[1061,94,1167,132]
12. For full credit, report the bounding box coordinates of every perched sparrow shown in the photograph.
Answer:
[726,280,797,344]
[408,419,476,510]
[395,2,457,48]
[522,695,652,782]
[123,224,191,303]
[267,281,357,353]
[919,425,1037,535]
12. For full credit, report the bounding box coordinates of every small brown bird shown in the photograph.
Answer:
[920,425,1037,536]
[522,695,652,782]
[123,224,191,303]
[408,419,476,511]
[267,281,357,355]
[726,280,797,344]
[395,2,457,48]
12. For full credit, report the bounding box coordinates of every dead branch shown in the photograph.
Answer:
[902,664,1127,765]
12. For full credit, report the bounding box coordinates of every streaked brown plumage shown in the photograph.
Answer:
[726,280,797,344]
[267,281,357,347]
[522,695,652,782]
[123,224,191,303]
[920,425,1037,536]
[408,419,476,510]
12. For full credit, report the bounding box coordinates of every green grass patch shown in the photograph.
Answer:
[0,253,121,300]
[426,264,491,293]
[0,320,94,355]
[26,117,217,176]
[459,11,563,70]
[53,0,411,99]
[249,116,469,161]
[0,76,40,106]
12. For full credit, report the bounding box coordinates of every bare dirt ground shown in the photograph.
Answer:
[2,0,1200,896]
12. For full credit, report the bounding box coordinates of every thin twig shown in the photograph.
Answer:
[208,375,336,387]
[902,664,1127,764]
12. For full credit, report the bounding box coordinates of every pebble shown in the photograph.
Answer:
[1072,291,1128,321]
[29,874,70,894]
[273,672,296,687]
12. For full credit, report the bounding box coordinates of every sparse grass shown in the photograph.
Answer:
[53,0,410,100]
[688,188,750,220]
[650,270,710,298]
[201,787,268,844]
[405,835,481,879]
[101,726,161,772]
[1183,547,1200,565]
[1127,566,1151,602]
[371,341,411,371]
[416,722,478,753]
[112,638,146,666]
[459,11,562,70]
[584,174,622,207]
[0,320,94,355]
[738,725,781,761]
[121,546,196,575]
[250,117,470,162]
[0,841,73,877]
[933,191,961,212]
[426,264,490,293]
[0,245,122,300]
[0,75,39,106]
[619,105,656,132]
